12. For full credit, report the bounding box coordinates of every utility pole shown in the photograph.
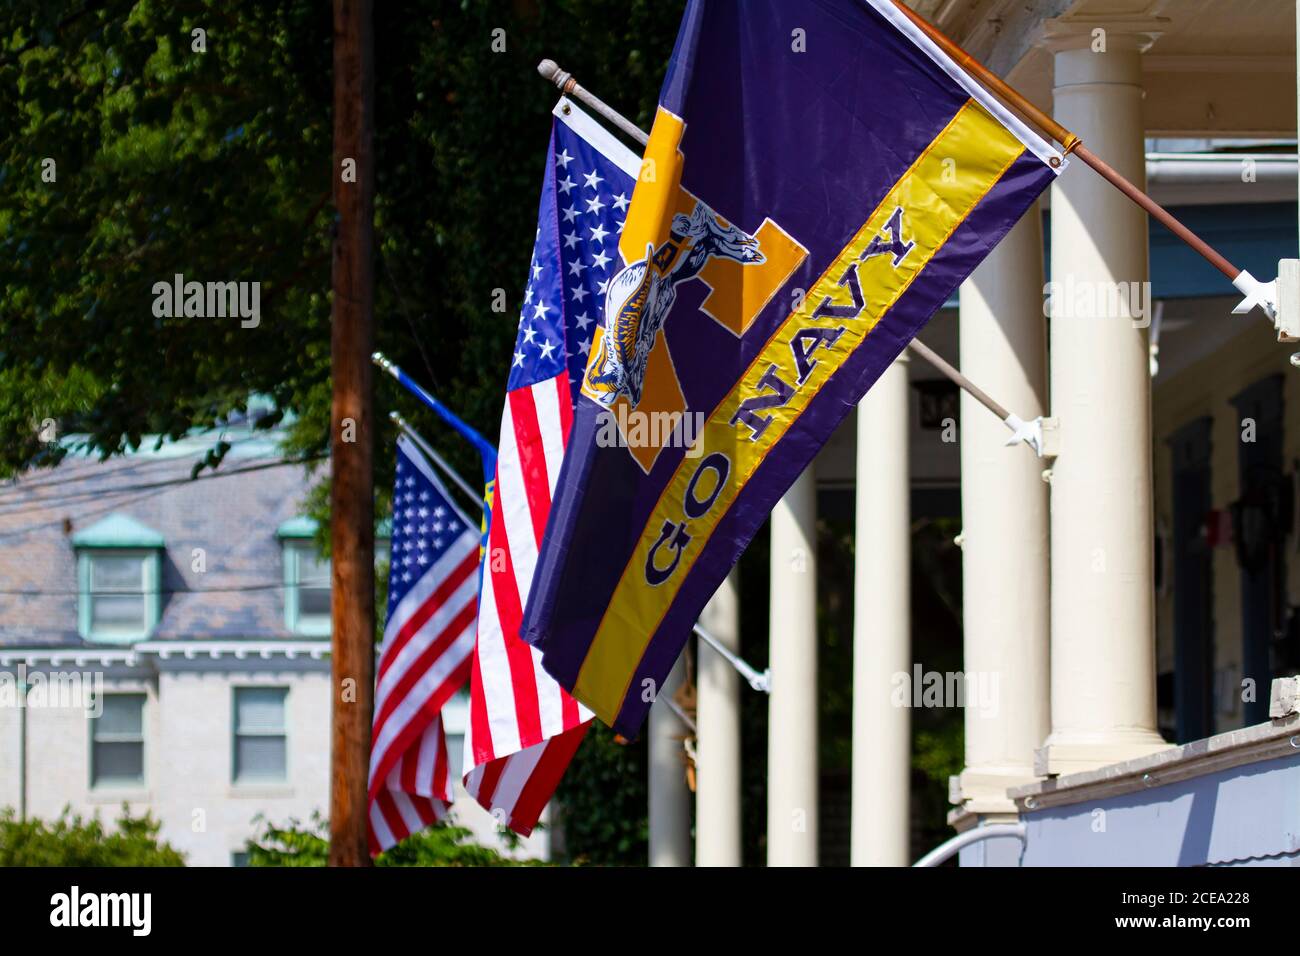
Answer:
[328,0,376,867]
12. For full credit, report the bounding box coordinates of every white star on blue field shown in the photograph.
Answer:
[509,123,636,406]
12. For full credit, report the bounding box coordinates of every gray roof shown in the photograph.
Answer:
[0,427,322,647]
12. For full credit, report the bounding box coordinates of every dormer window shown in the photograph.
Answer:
[276,516,391,636]
[73,513,164,643]
[89,554,150,633]
[278,517,331,636]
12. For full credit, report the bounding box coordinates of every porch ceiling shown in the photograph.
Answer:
[905,0,1297,137]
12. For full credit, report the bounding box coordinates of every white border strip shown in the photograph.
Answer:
[553,96,643,180]
[866,0,1066,173]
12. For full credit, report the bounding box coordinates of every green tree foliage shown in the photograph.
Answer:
[244,812,541,866]
[1,0,683,863]
[908,517,965,858]
[553,723,648,865]
[1,0,337,473]
[0,806,185,866]
[0,0,682,488]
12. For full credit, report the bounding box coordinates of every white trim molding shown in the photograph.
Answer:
[139,640,331,674]
[135,640,329,662]
[0,647,140,669]
[0,640,331,672]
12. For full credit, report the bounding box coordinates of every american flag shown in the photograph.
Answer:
[368,434,481,854]
[462,98,640,833]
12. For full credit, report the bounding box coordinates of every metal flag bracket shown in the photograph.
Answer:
[1232,268,1280,325]
[1003,412,1046,457]
[1268,260,1300,368]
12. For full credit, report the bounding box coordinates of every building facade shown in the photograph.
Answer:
[0,421,542,865]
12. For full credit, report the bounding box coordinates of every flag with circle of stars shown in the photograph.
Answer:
[384,436,478,621]
[508,102,640,407]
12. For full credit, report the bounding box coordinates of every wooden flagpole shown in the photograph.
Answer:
[889,0,1241,283]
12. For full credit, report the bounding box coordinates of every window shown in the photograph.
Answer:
[442,688,469,788]
[91,694,146,787]
[233,687,288,783]
[279,516,388,636]
[295,548,332,623]
[912,379,960,430]
[446,733,465,777]
[89,554,149,634]
[73,513,164,643]
[279,531,331,636]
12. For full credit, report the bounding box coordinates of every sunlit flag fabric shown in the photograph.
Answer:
[367,434,480,854]
[461,97,641,834]
[523,0,1066,737]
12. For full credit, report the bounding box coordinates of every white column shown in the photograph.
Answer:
[954,207,1050,813]
[696,569,742,866]
[648,656,691,866]
[767,467,818,866]
[1039,26,1169,775]
[850,353,911,866]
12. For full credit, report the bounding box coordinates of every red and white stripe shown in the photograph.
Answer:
[368,521,480,855]
[463,375,592,835]
[368,715,454,853]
